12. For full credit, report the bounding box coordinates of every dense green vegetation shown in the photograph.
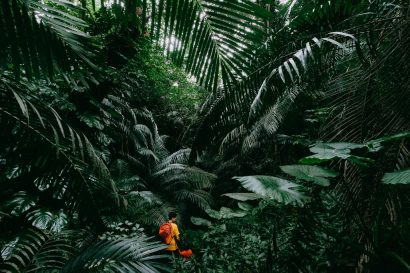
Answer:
[1,0,410,272]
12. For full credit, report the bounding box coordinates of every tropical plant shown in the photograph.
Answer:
[76,0,272,91]
[0,228,78,273]
[174,215,271,273]
[61,236,169,273]
[0,227,169,273]
[0,74,117,227]
[145,0,272,90]
[104,105,216,225]
[2,0,410,272]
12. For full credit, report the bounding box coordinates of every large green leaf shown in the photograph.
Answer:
[233,175,308,205]
[205,207,247,219]
[222,192,264,201]
[219,207,247,218]
[382,169,410,185]
[366,131,410,151]
[237,202,253,211]
[279,165,338,186]
[6,191,37,216]
[27,208,68,232]
[299,142,373,167]
[205,208,222,219]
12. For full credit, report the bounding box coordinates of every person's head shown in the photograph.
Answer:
[168,211,177,223]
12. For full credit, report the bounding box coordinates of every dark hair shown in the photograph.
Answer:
[168,211,177,219]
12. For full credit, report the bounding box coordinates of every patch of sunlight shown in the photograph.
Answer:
[159,36,182,53]
[188,75,197,84]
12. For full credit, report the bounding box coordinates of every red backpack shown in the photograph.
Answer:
[159,222,173,244]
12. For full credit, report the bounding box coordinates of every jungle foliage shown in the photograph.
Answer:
[1,0,410,273]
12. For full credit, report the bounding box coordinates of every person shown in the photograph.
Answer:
[162,211,180,254]
[159,212,194,260]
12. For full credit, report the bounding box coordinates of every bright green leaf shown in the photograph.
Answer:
[280,165,338,186]
[222,192,264,201]
[233,175,308,205]
[382,169,410,185]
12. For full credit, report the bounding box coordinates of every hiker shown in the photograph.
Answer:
[159,212,193,259]
[159,211,180,254]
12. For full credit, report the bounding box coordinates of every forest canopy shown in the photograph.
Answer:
[1,0,410,272]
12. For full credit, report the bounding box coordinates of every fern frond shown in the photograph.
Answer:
[62,236,169,273]
[0,229,78,273]
[174,189,212,211]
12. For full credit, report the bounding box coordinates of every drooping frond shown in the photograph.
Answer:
[147,0,272,91]
[0,0,97,81]
[156,148,191,168]
[320,8,410,247]
[174,189,212,211]
[191,32,356,160]
[0,229,78,273]
[322,14,410,143]
[0,74,118,214]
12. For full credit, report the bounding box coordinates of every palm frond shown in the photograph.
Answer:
[0,74,118,216]
[108,104,215,213]
[62,237,169,273]
[0,0,97,81]
[147,0,271,91]
[174,189,212,211]
[191,32,356,160]
[0,228,78,273]
[154,163,215,189]
[157,148,191,168]
[322,19,410,143]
